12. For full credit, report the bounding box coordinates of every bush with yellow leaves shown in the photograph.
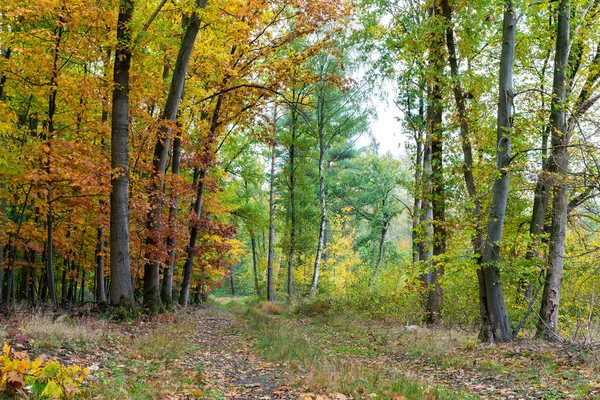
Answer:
[0,342,89,399]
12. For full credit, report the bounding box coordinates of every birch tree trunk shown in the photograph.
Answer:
[310,118,327,294]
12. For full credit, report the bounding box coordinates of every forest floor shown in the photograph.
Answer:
[0,298,599,399]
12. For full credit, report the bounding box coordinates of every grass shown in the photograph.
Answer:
[220,295,600,399]
[20,313,106,349]
[228,302,477,399]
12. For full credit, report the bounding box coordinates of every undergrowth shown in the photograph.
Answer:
[228,301,476,399]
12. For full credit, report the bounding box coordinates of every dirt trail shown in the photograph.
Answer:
[186,308,299,399]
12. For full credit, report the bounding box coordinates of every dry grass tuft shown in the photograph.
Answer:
[259,301,284,315]
[21,313,106,347]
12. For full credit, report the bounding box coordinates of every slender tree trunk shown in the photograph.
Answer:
[427,115,445,323]
[144,0,206,313]
[0,194,5,303]
[80,270,85,303]
[287,140,296,298]
[43,21,64,310]
[180,96,221,307]
[418,138,433,283]
[480,0,517,342]
[62,258,68,303]
[411,131,423,265]
[441,0,489,338]
[251,235,259,296]
[180,168,206,307]
[161,134,181,307]
[46,196,58,308]
[94,227,107,303]
[287,201,296,298]
[425,7,446,322]
[310,114,327,294]
[370,223,388,285]
[537,0,571,340]
[229,267,235,296]
[267,140,276,302]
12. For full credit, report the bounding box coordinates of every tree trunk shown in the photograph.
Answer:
[287,140,296,298]
[427,116,445,323]
[62,258,68,303]
[0,194,5,303]
[180,95,221,307]
[180,168,206,307]
[43,21,63,310]
[109,0,135,307]
[162,134,181,307]
[310,113,327,294]
[251,235,260,296]
[425,8,445,322]
[46,196,58,308]
[411,130,423,265]
[480,0,517,342]
[418,138,433,283]
[370,223,388,285]
[80,270,85,303]
[95,227,107,303]
[537,0,571,341]
[267,140,276,302]
[144,0,206,313]
[441,0,489,338]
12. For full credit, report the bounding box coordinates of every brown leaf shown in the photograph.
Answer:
[6,371,24,389]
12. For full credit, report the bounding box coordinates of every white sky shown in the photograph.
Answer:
[356,82,406,157]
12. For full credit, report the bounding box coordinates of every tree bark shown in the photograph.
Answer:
[94,227,107,303]
[537,0,571,340]
[144,0,206,313]
[251,235,260,296]
[43,21,64,310]
[310,95,327,294]
[0,194,5,303]
[267,138,276,302]
[370,223,388,285]
[287,162,295,298]
[161,134,181,307]
[425,5,445,322]
[440,0,489,338]
[180,168,206,307]
[287,115,297,298]
[418,140,433,284]
[411,130,423,265]
[480,0,517,342]
[110,0,135,307]
[180,95,221,307]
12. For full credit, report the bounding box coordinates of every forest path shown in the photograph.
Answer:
[185,306,299,399]
[11,303,598,399]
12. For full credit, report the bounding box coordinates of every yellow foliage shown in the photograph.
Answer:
[0,342,89,399]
